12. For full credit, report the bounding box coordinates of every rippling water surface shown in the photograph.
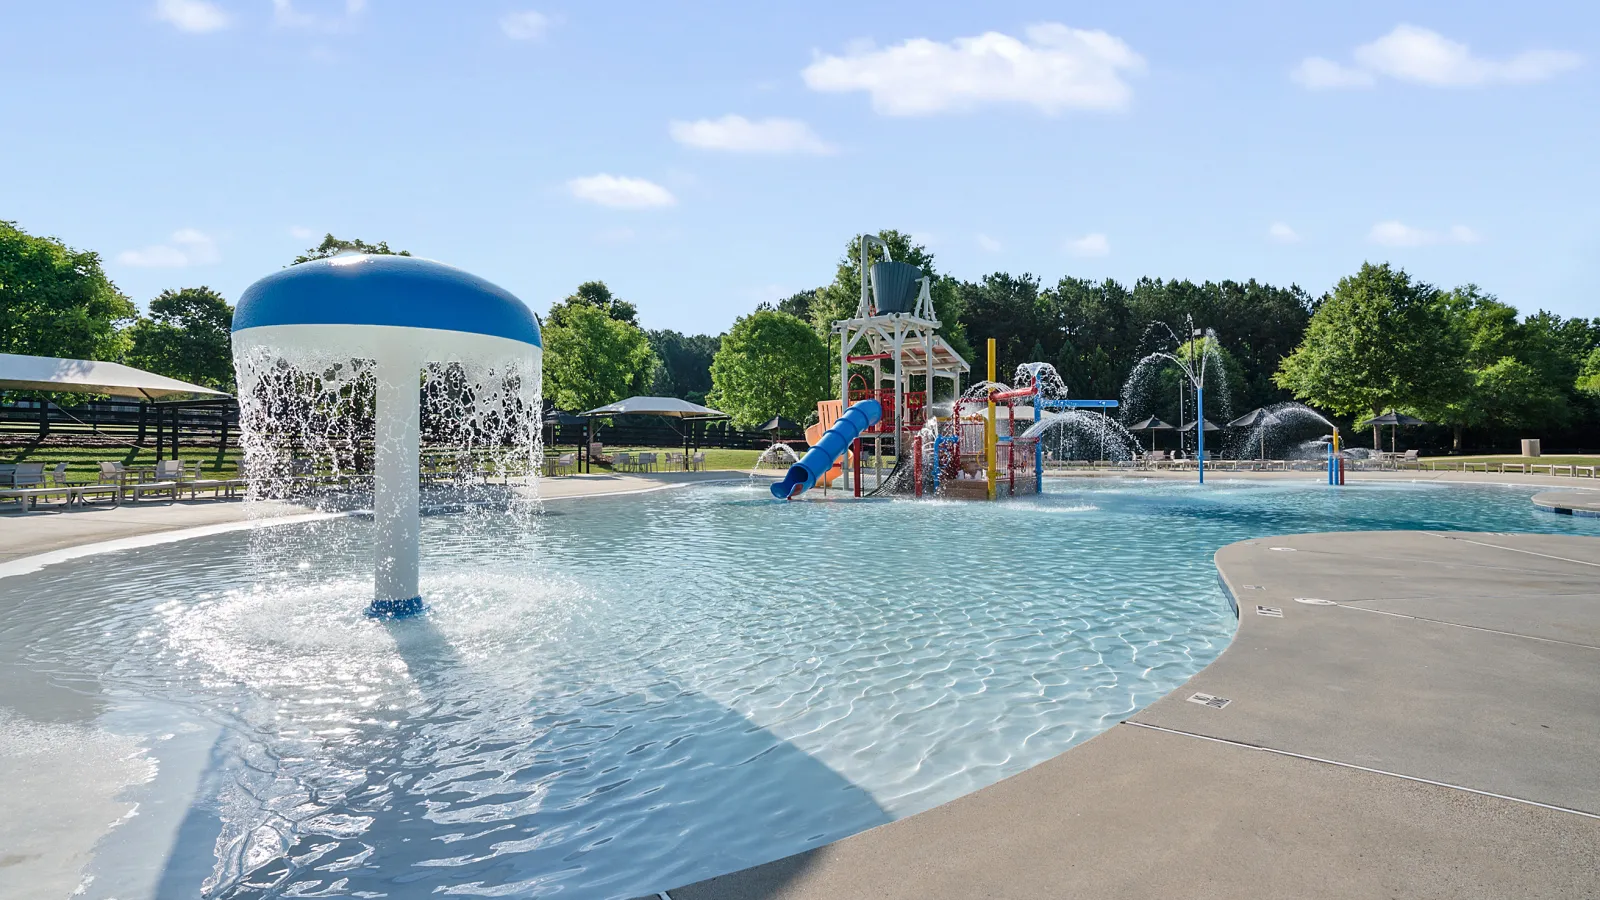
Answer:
[4,478,1597,898]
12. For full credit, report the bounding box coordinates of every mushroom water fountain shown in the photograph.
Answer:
[231,254,542,618]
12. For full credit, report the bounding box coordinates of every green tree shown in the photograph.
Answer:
[767,288,820,321]
[708,310,830,427]
[541,304,656,412]
[125,286,236,390]
[1414,286,1570,448]
[1275,262,1467,448]
[1578,347,1600,397]
[548,281,638,328]
[0,220,135,361]
[292,234,410,265]
[647,329,720,403]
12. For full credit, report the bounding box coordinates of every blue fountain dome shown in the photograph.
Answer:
[233,254,541,347]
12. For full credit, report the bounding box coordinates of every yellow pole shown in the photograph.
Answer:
[986,338,996,501]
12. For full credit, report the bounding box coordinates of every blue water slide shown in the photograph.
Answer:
[770,399,883,500]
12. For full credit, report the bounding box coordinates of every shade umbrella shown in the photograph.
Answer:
[1359,411,1428,453]
[1226,408,1273,460]
[1126,416,1174,453]
[579,396,730,471]
[757,415,803,448]
[0,352,226,399]
[542,409,585,457]
[1179,418,1221,432]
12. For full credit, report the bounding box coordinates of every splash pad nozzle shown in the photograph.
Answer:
[232,254,542,618]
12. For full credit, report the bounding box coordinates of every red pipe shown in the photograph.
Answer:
[848,352,892,363]
[988,386,1038,403]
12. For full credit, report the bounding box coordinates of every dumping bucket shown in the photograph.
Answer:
[870,261,923,314]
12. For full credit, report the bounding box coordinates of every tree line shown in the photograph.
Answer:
[6,219,1597,451]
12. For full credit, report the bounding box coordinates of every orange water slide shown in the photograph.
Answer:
[806,400,849,486]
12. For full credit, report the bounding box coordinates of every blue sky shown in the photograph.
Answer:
[3,1,1596,333]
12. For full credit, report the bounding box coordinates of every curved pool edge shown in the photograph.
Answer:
[662,529,1600,900]
[1532,490,1600,518]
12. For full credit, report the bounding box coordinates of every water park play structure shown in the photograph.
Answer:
[773,234,1122,501]
[232,254,542,617]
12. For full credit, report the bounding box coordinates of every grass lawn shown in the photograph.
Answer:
[553,446,770,472]
[1425,453,1600,468]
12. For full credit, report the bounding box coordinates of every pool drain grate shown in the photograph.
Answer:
[1256,605,1283,617]
[1188,692,1231,709]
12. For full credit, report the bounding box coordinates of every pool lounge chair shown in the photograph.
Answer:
[127,460,181,503]
[0,463,69,513]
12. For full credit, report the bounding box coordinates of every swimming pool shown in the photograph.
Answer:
[3,479,1596,898]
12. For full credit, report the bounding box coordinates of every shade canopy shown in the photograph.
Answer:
[1180,418,1222,432]
[543,409,586,426]
[1126,416,1174,432]
[1225,408,1273,429]
[1361,411,1428,427]
[579,396,728,419]
[0,353,227,399]
[758,416,802,433]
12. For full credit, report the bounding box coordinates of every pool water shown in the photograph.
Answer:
[2,479,1596,898]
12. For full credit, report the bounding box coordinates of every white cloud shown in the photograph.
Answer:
[117,229,221,267]
[669,115,835,154]
[1290,57,1375,89]
[1294,25,1580,90]
[1368,220,1483,247]
[1268,222,1302,244]
[289,225,317,240]
[567,174,676,209]
[154,0,230,32]
[976,233,1003,253]
[500,10,549,40]
[803,22,1144,116]
[273,0,365,30]
[1065,233,1110,257]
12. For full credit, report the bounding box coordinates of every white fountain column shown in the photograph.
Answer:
[372,345,423,613]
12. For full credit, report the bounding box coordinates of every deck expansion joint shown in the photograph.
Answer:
[1121,720,1600,820]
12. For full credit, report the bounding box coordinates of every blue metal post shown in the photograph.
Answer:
[1196,385,1205,485]
[1327,437,1334,485]
[1033,373,1043,495]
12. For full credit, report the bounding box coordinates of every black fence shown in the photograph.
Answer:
[545,420,809,451]
[0,397,237,458]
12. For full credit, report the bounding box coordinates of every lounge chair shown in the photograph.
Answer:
[0,463,67,513]
[128,460,181,503]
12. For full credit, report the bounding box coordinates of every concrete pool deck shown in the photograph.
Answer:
[667,530,1600,900]
[0,470,744,564]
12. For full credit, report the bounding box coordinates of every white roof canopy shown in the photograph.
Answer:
[0,353,228,399]
[579,396,728,419]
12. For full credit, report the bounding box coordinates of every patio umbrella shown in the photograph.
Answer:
[1126,416,1174,452]
[1226,408,1272,460]
[1359,410,1428,453]
[757,416,801,433]
[579,396,729,471]
[1179,418,1221,432]
[542,410,585,455]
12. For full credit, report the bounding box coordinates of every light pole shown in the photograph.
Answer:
[1192,328,1205,485]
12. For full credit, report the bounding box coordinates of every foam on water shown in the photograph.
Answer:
[2,479,1597,898]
